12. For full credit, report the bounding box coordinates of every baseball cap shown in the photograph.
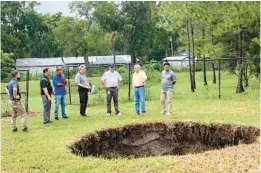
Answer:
[56,66,63,71]
[110,64,115,68]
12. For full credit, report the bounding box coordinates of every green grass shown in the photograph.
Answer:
[1,71,260,173]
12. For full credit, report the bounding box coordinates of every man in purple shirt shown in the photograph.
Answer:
[53,66,68,120]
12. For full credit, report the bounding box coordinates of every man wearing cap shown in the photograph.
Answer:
[6,71,28,132]
[53,66,68,120]
[100,64,122,116]
[75,65,91,117]
[161,62,177,116]
[132,64,147,115]
[40,68,53,124]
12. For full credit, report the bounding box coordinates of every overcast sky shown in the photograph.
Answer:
[36,1,76,17]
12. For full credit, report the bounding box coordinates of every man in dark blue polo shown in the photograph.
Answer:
[53,66,68,120]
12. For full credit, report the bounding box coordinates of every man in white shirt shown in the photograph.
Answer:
[100,64,122,116]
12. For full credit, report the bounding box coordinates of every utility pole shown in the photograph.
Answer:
[112,31,117,64]
[170,36,173,56]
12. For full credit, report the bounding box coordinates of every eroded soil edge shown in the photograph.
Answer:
[69,121,260,158]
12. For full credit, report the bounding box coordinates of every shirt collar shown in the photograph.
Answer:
[109,70,115,73]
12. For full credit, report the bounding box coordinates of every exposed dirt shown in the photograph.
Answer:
[69,121,260,159]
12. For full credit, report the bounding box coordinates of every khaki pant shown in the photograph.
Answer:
[161,89,173,114]
[9,101,28,129]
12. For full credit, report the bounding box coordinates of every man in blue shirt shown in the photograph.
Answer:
[6,70,28,132]
[53,66,68,120]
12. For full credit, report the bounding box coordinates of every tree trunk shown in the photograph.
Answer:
[212,61,216,84]
[186,18,195,92]
[113,39,116,64]
[112,31,116,64]
[236,25,244,93]
[131,54,136,64]
[243,63,249,87]
[170,35,174,56]
[202,24,207,85]
[190,20,196,89]
[84,48,91,76]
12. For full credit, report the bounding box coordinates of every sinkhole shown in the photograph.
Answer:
[69,121,260,159]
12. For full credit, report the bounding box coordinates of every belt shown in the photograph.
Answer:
[108,87,117,89]
[134,85,144,88]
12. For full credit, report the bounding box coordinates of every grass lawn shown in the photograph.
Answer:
[1,71,260,173]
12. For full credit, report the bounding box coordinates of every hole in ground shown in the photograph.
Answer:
[69,121,260,159]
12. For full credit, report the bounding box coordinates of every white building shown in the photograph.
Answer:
[16,55,133,74]
[162,53,196,68]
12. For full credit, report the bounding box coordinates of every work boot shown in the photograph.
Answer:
[22,127,28,132]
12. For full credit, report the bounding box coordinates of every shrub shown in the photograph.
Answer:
[117,66,128,74]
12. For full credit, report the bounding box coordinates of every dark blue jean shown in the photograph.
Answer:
[134,87,146,113]
[54,95,67,117]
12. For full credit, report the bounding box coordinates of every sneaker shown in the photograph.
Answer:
[55,117,59,120]
[12,128,18,132]
[160,111,166,115]
[116,112,122,116]
[81,114,87,117]
[166,112,171,116]
[107,113,111,116]
[62,116,69,119]
[47,120,52,123]
[43,121,49,124]
[22,127,28,132]
[135,112,140,115]
[141,112,147,115]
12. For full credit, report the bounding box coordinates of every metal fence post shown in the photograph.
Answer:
[128,63,131,101]
[26,70,29,113]
[67,67,72,105]
[218,59,221,99]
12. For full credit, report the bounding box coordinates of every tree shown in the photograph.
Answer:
[213,2,260,93]
[158,2,196,91]
[1,1,60,58]
[1,51,15,81]
[120,1,156,63]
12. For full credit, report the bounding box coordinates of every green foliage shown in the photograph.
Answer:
[88,92,106,107]
[116,66,129,85]
[1,51,15,82]
[195,63,203,72]
[142,62,162,83]
[0,1,259,82]
[117,66,128,74]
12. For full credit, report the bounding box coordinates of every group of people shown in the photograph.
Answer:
[6,62,176,132]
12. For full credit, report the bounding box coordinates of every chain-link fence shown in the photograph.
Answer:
[1,70,29,117]
[64,58,259,106]
[65,64,131,105]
